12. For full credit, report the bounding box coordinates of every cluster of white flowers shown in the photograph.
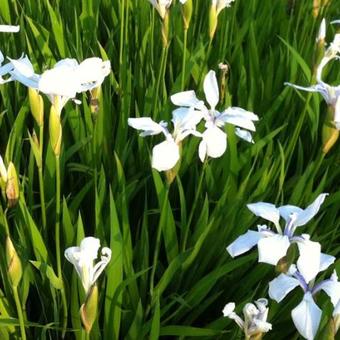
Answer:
[129,70,258,172]
[226,194,340,339]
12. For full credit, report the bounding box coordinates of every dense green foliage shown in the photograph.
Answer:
[0,0,339,339]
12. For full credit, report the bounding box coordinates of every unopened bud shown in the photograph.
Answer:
[80,285,98,334]
[6,236,22,287]
[90,86,101,116]
[209,5,218,40]
[181,0,193,30]
[6,162,19,207]
[322,105,339,154]
[162,10,170,48]
[49,106,62,157]
[29,88,44,126]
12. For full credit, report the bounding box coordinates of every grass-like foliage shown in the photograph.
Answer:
[0,0,339,339]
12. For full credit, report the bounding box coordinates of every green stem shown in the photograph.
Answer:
[55,155,68,337]
[152,46,167,120]
[3,208,9,235]
[13,286,26,340]
[181,162,206,252]
[38,124,46,231]
[150,185,169,297]
[119,0,125,67]
[181,28,188,90]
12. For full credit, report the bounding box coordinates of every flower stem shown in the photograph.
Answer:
[181,28,188,90]
[150,185,169,297]
[13,286,26,340]
[119,0,125,67]
[181,162,206,252]
[152,46,167,120]
[38,124,46,231]
[55,155,68,336]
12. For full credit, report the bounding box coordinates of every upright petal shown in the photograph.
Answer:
[80,237,100,261]
[226,230,264,257]
[203,70,219,110]
[294,193,328,227]
[278,205,303,223]
[247,202,280,228]
[128,117,165,136]
[170,90,204,109]
[257,234,290,265]
[297,240,321,284]
[152,139,180,171]
[269,273,300,302]
[171,107,203,131]
[291,293,322,340]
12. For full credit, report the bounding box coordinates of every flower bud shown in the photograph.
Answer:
[28,88,44,126]
[80,285,98,334]
[209,4,218,40]
[322,105,339,154]
[181,0,193,30]
[162,11,170,48]
[90,86,101,116]
[6,236,22,287]
[49,105,62,157]
[6,162,19,207]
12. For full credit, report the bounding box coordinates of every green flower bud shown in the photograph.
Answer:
[162,11,170,48]
[80,285,98,334]
[49,106,62,157]
[322,105,339,154]
[6,162,19,207]
[29,88,44,126]
[6,236,22,287]
[209,4,218,40]
[181,0,193,30]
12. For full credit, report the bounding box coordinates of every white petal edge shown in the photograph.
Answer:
[247,202,280,228]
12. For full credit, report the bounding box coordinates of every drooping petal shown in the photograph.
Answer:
[218,107,258,131]
[226,230,264,257]
[198,139,207,162]
[170,90,204,109]
[152,139,180,171]
[316,272,340,307]
[319,253,335,272]
[235,128,254,143]
[91,247,112,285]
[257,234,290,265]
[296,240,321,284]
[76,57,111,91]
[0,25,20,33]
[200,126,227,159]
[203,70,219,110]
[246,202,280,228]
[128,117,165,136]
[222,302,235,317]
[269,273,300,303]
[291,293,322,340]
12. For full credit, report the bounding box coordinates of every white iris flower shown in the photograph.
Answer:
[286,29,340,128]
[211,0,236,16]
[7,56,111,113]
[64,237,111,295]
[269,266,340,340]
[223,298,272,337]
[0,25,19,33]
[147,0,173,19]
[171,70,258,161]
[227,194,335,281]
[128,107,202,171]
